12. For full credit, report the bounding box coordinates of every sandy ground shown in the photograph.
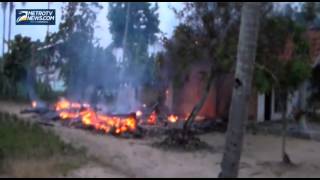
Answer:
[1,101,320,178]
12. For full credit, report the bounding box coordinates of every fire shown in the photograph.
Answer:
[167,114,178,123]
[80,109,137,134]
[55,98,72,111]
[55,98,137,135]
[31,101,37,108]
[136,110,142,117]
[59,111,80,119]
[52,98,187,135]
[55,98,84,111]
[147,111,157,125]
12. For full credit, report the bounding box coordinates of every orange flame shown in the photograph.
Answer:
[59,111,80,119]
[80,109,137,134]
[168,114,178,123]
[55,98,83,111]
[55,99,137,135]
[147,111,157,125]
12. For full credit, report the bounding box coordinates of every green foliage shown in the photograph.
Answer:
[285,59,312,90]
[0,35,39,100]
[107,2,160,87]
[3,35,32,84]
[254,8,312,94]
[161,2,241,88]
[163,24,202,88]
[108,2,160,48]
[254,68,273,93]
[48,2,102,95]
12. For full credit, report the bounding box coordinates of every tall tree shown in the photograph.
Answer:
[48,2,102,100]
[46,2,51,36]
[219,2,261,178]
[7,2,14,50]
[7,2,26,53]
[2,35,36,97]
[2,2,8,56]
[301,2,320,25]
[161,2,242,131]
[107,2,160,85]
[253,5,312,164]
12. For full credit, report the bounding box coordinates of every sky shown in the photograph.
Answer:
[0,2,300,56]
[0,2,184,55]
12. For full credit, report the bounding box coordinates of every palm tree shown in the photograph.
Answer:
[7,2,14,52]
[2,2,8,56]
[47,2,51,36]
[219,2,261,178]
[122,2,130,63]
[7,2,26,53]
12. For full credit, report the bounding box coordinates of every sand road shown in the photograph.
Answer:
[1,101,320,178]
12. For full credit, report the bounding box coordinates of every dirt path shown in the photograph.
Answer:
[1,101,320,178]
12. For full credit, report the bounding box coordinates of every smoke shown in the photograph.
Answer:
[60,39,156,114]
[25,66,48,108]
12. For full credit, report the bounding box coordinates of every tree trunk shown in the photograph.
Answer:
[8,2,13,51]
[280,91,292,164]
[183,65,215,132]
[219,2,261,178]
[122,2,130,62]
[2,5,7,56]
[215,74,222,118]
[47,2,50,36]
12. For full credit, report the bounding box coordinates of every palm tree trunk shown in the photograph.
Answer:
[47,2,50,36]
[8,2,14,51]
[122,2,130,63]
[2,3,8,56]
[219,2,261,178]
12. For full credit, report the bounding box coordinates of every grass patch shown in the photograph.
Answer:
[0,112,88,177]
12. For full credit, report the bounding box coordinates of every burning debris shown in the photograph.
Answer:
[147,111,157,125]
[53,98,138,135]
[168,114,178,123]
[22,98,201,138]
